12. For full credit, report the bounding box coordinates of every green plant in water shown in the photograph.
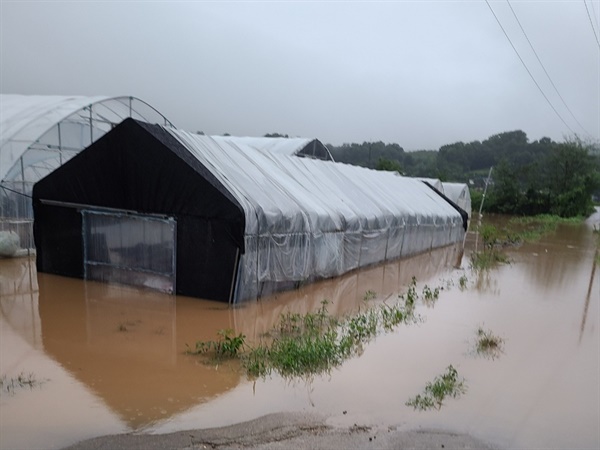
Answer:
[508,214,584,243]
[474,326,505,359]
[422,284,440,306]
[192,279,436,380]
[186,328,246,360]
[406,365,467,411]
[471,224,512,271]
[478,224,501,249]
[470,248,510,271]
[458,275,468,290]
[363,290,377,301]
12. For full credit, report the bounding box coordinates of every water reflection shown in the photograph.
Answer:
[0,257,40,350]
[579,246,598,344]
[517,224,595,292]
[1,243,463,433]
[232,244,462,343]
[37,275,241,428]
[1,217,598,450]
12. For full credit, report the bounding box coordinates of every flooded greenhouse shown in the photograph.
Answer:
[1,213,599,450]
[32,118,467,303]
[1,95,598,449]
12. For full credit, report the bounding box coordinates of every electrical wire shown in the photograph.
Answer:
[584,0,600,49]
[507,0,593,138]
[485,0,576,135]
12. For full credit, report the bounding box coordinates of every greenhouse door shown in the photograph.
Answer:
[82,210,176,294]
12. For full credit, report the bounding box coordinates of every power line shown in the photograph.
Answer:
[484,0,576,135]
[507,0,593,138]
[584,0,600,49]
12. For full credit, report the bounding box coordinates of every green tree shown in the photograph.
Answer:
[375,157,404,174]
[546,140,600,217]
[486,160,524,214]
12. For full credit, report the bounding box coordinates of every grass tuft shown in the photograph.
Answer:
[190,278,435,379]
[473,326,505,359]
[406,365,467,411]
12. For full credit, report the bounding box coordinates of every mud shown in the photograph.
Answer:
[1,214,598,450]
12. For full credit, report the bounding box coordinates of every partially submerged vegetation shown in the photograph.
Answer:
[470,223,511,270]
[470,215,584,271]
[188,278,432,379]
[188,272,508,411]
[186,329,246,359]
[406,365,467,411]
[473,326,505,360]
[509,214,584,242]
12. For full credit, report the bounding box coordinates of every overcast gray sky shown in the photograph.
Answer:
[1,0,598,150]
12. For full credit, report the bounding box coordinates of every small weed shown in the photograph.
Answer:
[1,372,47,395]
[406,365,467,411]
[422,285,440,306]
[363,290,377,301]
[458,275,468,290]
[186,329,246,360]
[470,249,510,270]
[473,326,505,359]
[404,276,419,307]
[117,319,140,332]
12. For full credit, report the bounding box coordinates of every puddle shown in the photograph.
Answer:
[1,217,598,450]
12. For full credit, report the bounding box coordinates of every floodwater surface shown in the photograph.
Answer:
[1,215,598,450]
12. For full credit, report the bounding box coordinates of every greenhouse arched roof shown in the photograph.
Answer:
[212,135,334,161]
[0,94,173,183]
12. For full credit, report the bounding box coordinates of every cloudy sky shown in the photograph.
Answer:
[1,1,598,150]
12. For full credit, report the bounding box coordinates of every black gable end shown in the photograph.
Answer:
[34,119,244,230]
[33,118,246,302]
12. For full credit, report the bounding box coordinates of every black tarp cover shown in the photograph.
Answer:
[34,119,245,301]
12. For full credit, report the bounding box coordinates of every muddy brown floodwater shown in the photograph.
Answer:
[1,213,599,450]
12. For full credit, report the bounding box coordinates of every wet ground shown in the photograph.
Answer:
[1,214,599,450]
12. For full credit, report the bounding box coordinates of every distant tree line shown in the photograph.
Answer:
[327,130,600,218]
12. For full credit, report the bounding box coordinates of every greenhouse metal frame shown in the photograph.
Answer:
[0,94,173,251]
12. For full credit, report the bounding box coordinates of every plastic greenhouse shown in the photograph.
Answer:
[441,182,472,220]
[33,119,467,304]
[0,94,173,254]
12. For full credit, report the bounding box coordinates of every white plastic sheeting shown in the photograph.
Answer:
[212,136,333,161]
[441,182,472,219]
[0,95,172,252]
[168,129,465,303]
[1,94,173,183]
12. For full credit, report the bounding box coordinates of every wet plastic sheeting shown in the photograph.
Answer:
[385,226,405,260]
[32,119,465,303]
[313,231,345,278]
[83,211,176,294]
